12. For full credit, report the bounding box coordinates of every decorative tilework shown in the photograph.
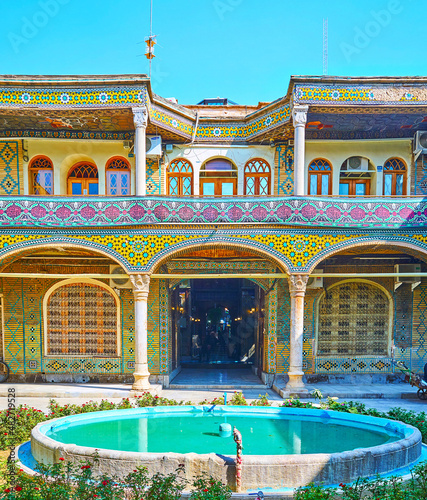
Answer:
[146,158,161,195]
[315,357,393,373]
[0,86,147,109]
[276,145,294,196]
[276,280,290,374]
[147,279,159,372]
[392,284,413,371]
[120,288,135,373]
[294,84,427,106]
[265,279,277,374]
[159,279,169,373]
[412,279,427,373]
[0,130,133,141]
[44,358,121,373]
[3,278,24,373]
[1,196,427,229]
[3,229,427,275]
[0,141,22,195]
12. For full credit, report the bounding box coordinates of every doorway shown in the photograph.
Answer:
[170,278,264,370]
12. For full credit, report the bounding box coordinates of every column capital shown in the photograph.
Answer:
[130,274,150,300]
[292,104,309,128]
[132,106,148,129]
[288,274,309,295]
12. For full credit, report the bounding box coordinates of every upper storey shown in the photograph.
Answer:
[1,75,427,229]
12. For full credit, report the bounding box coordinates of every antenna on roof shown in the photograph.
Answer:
[145,0,156,78]
[323,18,328,75]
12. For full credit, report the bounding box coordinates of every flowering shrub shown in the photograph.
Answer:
[190,475,232,499]
[229,391,247,405]
[250,393,272,406]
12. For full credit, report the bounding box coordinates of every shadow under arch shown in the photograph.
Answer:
[0,239,129,273]
[149,240,291,275]
[306,238,427,273]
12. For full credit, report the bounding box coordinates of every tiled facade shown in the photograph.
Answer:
[1,74,427,386]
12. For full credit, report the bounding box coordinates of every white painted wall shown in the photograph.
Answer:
[305,139,413,196]
[25,140,135,196]
[164,145,276,196]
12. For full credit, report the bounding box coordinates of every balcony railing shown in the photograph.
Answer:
[0,195,425,229]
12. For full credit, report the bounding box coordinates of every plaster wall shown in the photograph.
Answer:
[305,139,412,196]
[165,145,275,196]
[24,140,135,196]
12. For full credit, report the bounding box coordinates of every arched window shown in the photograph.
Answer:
[383,158,407,196]
[244,158,271,195]
[45,281,119,356]
[308,159,332,195]
[200,159,237,196]
[29,156,53,195]
[167,159,193,196]
[318,281,390,357]
[67,162,98,196]
[106,157,130,195]
[339,156,373,196]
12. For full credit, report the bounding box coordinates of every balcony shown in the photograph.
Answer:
[0,195,425,230]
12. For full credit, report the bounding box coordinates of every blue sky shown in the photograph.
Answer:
[0,0,422,104]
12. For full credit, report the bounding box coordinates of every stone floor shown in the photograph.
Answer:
[170,367,266,389]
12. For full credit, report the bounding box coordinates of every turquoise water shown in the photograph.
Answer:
[46,413,400,455]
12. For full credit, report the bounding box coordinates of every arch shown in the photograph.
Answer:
[244,158,271,195]
[383,157,407,196]
[67,161,98,196]
[43,278,121,358]
[306,238,427,274]
[105,156,131,196]
[150,239,291,275]
[0,240,130,274]
[29,155,54,195]
[339,156,375,196]
[167,158,193,196]
[316,279,393,358]
[200,157,237,197]
[308,158,332,195]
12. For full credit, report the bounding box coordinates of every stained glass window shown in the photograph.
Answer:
[29,156,53,195]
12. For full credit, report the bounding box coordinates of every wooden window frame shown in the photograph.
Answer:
[308,159,332,195]
[167,159,193,196]
[67,162,99,196]
[244,158,271,196]
[29,155,54,195]
[383,158,407,196]
[339,179,371,196]
[200,159,237,197]
[105,156,131,196]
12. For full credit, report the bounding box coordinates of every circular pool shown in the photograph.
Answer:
[31,406,422,490]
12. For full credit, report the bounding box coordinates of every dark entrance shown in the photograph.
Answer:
[170,278,264,369]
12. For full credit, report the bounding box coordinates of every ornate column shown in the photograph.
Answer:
[130,274,151,392]
[292,104,309,196]
[132,106,148,196]
[286,274,309,391]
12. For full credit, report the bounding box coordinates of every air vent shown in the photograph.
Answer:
[345,157,369,171]
[307,270,324,289]
[415,131,427,154]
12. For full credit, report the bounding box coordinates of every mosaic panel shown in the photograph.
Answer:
[146,158,161,195]
[159,279,168,373]
[44,357,121,374]
[120,288,135,373]
[23,279,46,372]
[276,145,294,195]
[265,280,277,374]
[315,357,393,373]
[147,279,160,373]
[294,84,427,105]
[3,229,427,275]
[0,86,147,108]
[414,155,427,196]
[3,278,24,373]
[0,141,22,195]
[412,279,427,373]
[276,280,290,374]
[1,196,427,229]
[392,284,413,370]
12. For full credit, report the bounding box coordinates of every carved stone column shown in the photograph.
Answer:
[130,274,151,392]
[132,107,148,196]
[286,274,309,391]
[292,104,309,196]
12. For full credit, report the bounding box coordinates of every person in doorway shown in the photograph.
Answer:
[207,330,218,363]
